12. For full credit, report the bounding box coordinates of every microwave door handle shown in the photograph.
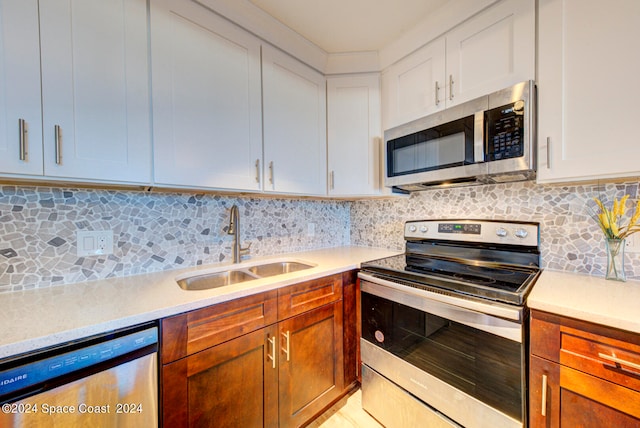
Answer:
[474,111,485,163]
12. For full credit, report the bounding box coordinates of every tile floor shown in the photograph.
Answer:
[307,389,382,428]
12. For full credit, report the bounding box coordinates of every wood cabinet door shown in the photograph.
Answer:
[262,45,327,196]
[327,75,382,196]
[0,0,43,176]
[150,0,263,191]
[445,0,534,106]
[381,37,445,130]
[278,301,344,427]
[163,325,279,428]
[39,0,151,183]
[537,0,640,183]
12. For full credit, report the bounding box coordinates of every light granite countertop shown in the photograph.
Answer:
[0,246,399,359]
[528,269,640,334]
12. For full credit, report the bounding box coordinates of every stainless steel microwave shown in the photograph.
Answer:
[384,80,536,192]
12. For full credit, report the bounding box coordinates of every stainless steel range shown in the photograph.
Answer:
[359,219,540,428]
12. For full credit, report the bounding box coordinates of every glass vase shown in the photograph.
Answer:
[605,238,626,282]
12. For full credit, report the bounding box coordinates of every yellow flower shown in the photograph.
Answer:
[591,194,640,240]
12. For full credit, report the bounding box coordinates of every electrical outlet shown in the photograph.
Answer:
[307,223,316,237]
[77,230,114,256]
[625,234,640,253]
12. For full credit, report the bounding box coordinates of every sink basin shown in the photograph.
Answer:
[247,261,314,277]
[177,270,258,291]
[176,260,315,291]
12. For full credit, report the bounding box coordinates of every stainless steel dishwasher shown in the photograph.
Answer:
[0,322,158,427]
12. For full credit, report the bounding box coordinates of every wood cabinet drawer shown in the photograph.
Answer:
[161,290,278,363]
[531,310,640,393]
[278,273,343,320]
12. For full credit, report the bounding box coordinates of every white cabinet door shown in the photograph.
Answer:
[327,75,382,196]
[262,46,327,195]
[381,38,445,130]
[537,0,640,183]
[381,0,534,131]
[39,0,151,183]
[0,0,43,175]
[151,0,263,191]
[445,0,534,106]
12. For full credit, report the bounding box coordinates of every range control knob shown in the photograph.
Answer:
[409,225,417,233]
[514,228,529,239]
[495,227,508,237]
[420,226,428,233]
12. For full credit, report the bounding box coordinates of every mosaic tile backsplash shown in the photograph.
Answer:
[0,186,350,292]
[2,179,640,292]
[351,180,640,280]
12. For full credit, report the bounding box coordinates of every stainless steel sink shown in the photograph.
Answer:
[177,270,258,291]
[247,261,314,277]
[176,260,315,291]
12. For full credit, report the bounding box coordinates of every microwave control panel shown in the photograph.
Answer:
[486,100,525,161]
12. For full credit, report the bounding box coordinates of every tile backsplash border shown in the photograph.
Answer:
[2,178,640,292]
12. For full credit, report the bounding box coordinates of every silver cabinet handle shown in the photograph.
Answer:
[54,125,62,165]
[541,374,547,416]
[435,81,440,106]
[255,159,260,183]
[268,161,274,186]
[598,352,640,372]
[281,330,290,361]
[267,336,276,369]
[546,137,551,169]
[449,75,454,101]
[330,170,335,190]
[18,119,28,161]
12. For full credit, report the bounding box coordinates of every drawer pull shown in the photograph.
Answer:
[282,330,290,361]
[267,336,276,369]
[541,374,547,417]
[598,352,640,372]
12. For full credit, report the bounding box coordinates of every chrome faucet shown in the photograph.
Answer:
[227,204,251,263]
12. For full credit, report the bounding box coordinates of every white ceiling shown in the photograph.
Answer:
[247,0,449,53]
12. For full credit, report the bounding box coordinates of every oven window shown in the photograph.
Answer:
[361,291,523,421]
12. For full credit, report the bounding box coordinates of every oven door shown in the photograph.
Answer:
[360,277,526,428]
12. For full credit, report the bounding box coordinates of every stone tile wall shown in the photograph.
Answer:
[351,180,640,279]
[0,185,350,292]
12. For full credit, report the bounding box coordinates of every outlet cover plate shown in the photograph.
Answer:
[77,230,114,257]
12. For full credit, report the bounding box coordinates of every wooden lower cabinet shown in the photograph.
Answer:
[161,272,354,428]
[279,301,344,427]
[530,310,640,428]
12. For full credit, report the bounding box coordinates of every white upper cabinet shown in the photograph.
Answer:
[381,39,446,130]
[327,75,382,196]
[445,0,534,106]
[151,0,263,191]
[537,0,640,183]
[39,0,151,183]
[382,0,534,130]
[0,0,43,176]
[262,46,327,195]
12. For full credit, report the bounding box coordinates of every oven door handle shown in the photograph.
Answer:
[358,273,523,342]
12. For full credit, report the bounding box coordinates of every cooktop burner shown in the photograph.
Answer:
[359,219,542,306]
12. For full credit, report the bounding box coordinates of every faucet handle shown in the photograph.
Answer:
[240,242,252,255]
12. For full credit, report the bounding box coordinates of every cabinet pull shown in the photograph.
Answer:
[330,171,335,190]
[546,137,551,169]
[268,161,274,186]
[435,81,440,106]
[267,336,276,369]
[18,119,28,161]
[541,374,548,416]
[598,352,640,372]
[449,75,454,101]
[282,330,290,361]
[255,159,260,183]
[54,125,62,165]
